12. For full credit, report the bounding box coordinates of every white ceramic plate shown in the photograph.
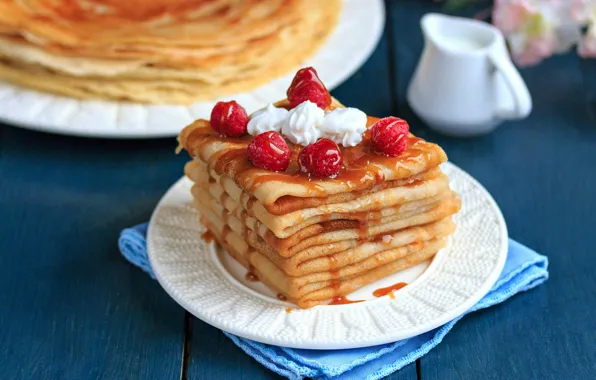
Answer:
[147,162,508,349]
[0,0,384,139]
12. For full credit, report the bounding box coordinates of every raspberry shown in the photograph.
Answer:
[287,67,331,109]
[299,138,343,178]
[371,117,410,156]
[210,100,248,137]
[247,131,290,172]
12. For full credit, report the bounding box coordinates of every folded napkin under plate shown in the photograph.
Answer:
[119,223,548,380]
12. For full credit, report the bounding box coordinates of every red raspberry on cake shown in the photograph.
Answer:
[210,100,249,137]
[287,67,331,110]
[247,131,290,172]
[371,117,410,156]
[299,138,343,178]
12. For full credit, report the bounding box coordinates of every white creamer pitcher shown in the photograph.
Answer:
[407,13,532,136]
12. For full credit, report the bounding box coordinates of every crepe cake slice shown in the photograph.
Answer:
[177,68,459,307]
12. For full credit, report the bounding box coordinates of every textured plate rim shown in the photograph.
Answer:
[0,0,385,139]
[147,162,508,350]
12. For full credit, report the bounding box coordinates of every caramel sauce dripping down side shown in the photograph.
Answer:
[200,230,214,243]
[245,266,259,282]
[221,226,231,243]
[329,269,341,292]
[245,198,257,216]
[241,214,250,242]
[328,255,339,270]
[356,211,371,241]
[218,189,227,206]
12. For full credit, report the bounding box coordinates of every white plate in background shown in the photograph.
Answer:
[0,0,385,139]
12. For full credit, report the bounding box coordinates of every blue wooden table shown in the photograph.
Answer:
[1,1,595,379]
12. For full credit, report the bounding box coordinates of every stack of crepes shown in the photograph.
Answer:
[178,98,461,308]
[0,0,339,104]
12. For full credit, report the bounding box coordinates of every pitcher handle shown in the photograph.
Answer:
[489,50,532,120]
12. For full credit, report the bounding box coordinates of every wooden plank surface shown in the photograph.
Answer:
[389,1,596,379]
[0,130,188,379]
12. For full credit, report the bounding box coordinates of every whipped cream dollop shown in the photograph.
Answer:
[247,103,289,136]
[321,107,367,147]
[281,100,324,146]
[248,101,367,147]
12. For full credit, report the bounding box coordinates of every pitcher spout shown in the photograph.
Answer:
[420,13,445,43]
[421,13,499,55]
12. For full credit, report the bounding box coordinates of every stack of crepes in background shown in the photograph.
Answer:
[177,68,461,308]
[0,0,339,104]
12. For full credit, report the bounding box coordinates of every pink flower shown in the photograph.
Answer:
[568,0,595,22]
[573,0,596,57]
[579,27,596,57]
[511,34,559,65]
[493,0,584,66]
[493,0,535,33]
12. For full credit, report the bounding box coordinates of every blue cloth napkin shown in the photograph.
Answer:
[119,223,548,380]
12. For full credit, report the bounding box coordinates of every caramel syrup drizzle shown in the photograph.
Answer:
[180,117,435,203]
[372,282,408,297]
[329,296,364,305]
[200,230,214,243]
